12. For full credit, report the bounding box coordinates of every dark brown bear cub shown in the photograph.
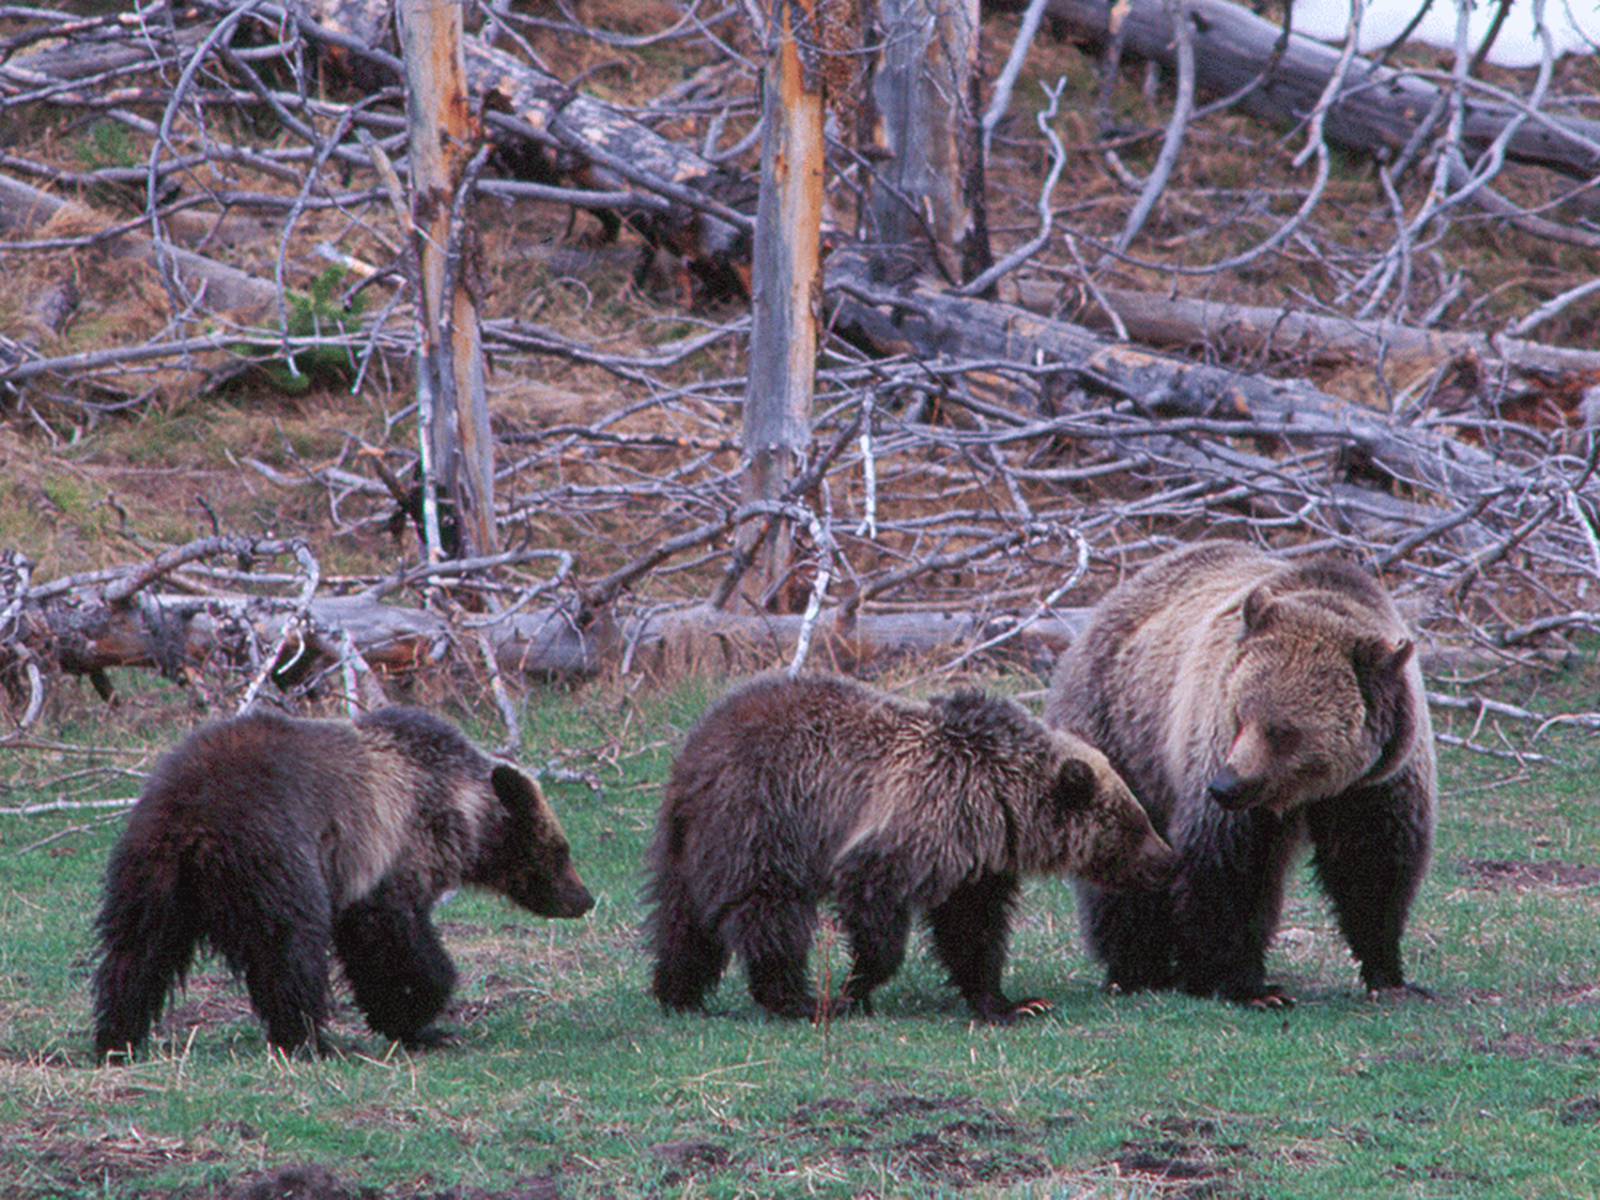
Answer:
[93,706,593,1060]
[645,673,1172,1023]
[1046,541,1437,1007]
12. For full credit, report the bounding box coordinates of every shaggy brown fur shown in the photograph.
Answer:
[92,706,593,1060]
[645,673,1172,1023]
[1045,541,1436,1007]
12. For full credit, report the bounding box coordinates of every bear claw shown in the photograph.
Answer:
[973,995,1054,1024]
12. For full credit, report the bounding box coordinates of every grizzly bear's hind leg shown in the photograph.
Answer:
[647,869,731,1012]
[236,921,334,1053]
[927,874,1049,1023]
[93,859,204,1061]
[830,851,915,1016]
[206,862,336,1054]
[1306,779,1433,996]
[724,891,818,1019]
[334,881,458,1046]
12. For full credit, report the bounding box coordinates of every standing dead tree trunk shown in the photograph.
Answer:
[397,0,496,561]
[730,0,827,612]
[868,0,988,282]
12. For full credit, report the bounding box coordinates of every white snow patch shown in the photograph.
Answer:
[1289,0,1600,66]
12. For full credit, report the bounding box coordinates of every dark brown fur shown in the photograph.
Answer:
[645,673,1172,1023]
[92,706,593,1060]
[1045,541,1437,1006]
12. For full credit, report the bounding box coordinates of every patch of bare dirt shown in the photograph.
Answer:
[1560,1097,1600,1126]
[1097,1116,1256,1198]
[1458,859,1600,890]
[780,1090,1051,1191]
[1474,1032,1600,1060]
[208,1163,567,1200]
[876,1119,1049,1188]
[1,1125,221,1195]
[649,1138,731,1186]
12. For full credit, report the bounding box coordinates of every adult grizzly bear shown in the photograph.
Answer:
[1045,541,1436,1007]
[93,706,593,1060]
[645,673,1173,1023]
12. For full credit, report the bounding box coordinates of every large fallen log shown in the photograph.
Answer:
[1011,281,1600,378]
[0,174,279,319]
[2,566,1095,713]
[827,246,1523,497]
[1031,0,1600,183]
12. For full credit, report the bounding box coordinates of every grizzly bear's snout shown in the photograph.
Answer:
[1205,764,1264,811]
[548,864,596,918]
[1125,830,1178,888]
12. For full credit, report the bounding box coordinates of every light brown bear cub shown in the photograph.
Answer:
[94,706,594,1060]
[1046,541,1436,1007]
[646,673,1173,1023]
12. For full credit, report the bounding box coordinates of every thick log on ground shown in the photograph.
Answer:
[6,588,1093,697]
[1031,0,1600,183]
[1013,281,1600,378]
[0,174,279,319]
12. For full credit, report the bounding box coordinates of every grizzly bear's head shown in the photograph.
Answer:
[481,765,596,918]
[1209,587,1416,814]
[1044,734,1174,891]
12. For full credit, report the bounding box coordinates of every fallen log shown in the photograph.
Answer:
[826,245,1524,500]
[0,173,279,319]
[1011,281,1600,379]
[4,578,1094,703]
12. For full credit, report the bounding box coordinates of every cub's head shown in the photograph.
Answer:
[1038,733,1173,891]
[1210,587,1417,814]
[481,765,595,919]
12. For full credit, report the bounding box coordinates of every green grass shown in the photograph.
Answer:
[2,674,1597,1198]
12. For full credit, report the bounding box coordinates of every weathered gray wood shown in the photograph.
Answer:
[1032,0,1600,182]
[0,174,278,318]
[9,586,1091,688]
[1012,280,1600,376]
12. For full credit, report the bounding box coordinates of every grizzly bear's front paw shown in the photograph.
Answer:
[971,995,1054,1025]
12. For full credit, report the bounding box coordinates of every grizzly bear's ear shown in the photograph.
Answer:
[1052,758,1097,816]
[1240,586,1275,638]
[490,764,541,823]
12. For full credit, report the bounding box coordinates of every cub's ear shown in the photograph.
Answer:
[1353,637,1414,683]
[490,764,543,819]
[1052,758,1097,816]
[1240,586,1276,638]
